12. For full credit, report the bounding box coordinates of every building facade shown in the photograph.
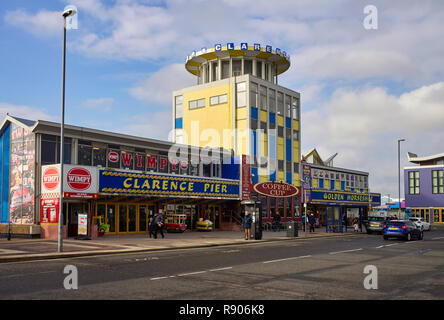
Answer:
[173,42,301,222]
[0,115,241,238]
[301,149,381,231]
[404,152,444,224]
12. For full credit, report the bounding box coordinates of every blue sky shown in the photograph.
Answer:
[1,0,444,198]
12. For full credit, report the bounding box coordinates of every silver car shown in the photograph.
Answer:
[365,216,387,234]
[409,217,431,231]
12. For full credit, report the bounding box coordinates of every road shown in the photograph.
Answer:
[1,229,443,300]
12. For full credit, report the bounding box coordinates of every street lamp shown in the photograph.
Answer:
[397,138,405,218]
[58,7,77,253]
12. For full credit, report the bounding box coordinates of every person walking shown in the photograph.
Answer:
[309,213,315,232]
[353,217,359,232]
[154,209,165,239]
[243,211,253,240]
[148,213,156,238]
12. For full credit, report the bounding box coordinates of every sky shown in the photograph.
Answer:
[1,0,444,200]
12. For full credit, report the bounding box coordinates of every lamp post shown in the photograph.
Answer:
[58,7,77,253]
[397,139,405,218]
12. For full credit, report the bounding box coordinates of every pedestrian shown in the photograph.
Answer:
[309,213,315,232]
[393,214,398,220]
[154,209,165,239]
[353,217,359,232]
[148,214,156,238]
[243,211,253,240]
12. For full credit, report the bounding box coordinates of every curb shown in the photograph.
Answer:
[0,232,356,264]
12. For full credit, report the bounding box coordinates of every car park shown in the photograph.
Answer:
[382,220,423,241]
[364,216,387,234]
[409,217,431,231]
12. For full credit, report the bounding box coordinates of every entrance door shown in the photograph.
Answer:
[118,204,137,233]
[107,204,116,233]
[67,202,89,237]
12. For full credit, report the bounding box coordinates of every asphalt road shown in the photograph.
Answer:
[1,229,443,300]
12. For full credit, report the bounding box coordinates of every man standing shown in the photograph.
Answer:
[243,211,253,240]
[309,213,316,232]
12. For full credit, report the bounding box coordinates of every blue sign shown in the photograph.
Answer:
[99,170,240,199]
[240,43,248,50]
[309,190,381,205]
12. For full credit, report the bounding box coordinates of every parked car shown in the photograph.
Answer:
[383,220,423,241]
[364,216,387,234]
[409,217,431,231]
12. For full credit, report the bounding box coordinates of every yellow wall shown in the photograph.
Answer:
[183,84,233,150]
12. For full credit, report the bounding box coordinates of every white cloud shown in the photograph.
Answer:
[0,102,56,122]
[302,82,444,197]
[129,63,195,106]
[4,9,62,36]
[82,97,114,111]
[119,110,173,141]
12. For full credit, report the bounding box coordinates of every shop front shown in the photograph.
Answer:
[93,168,240,235]
[40,164,240,238]
[306,190,381,232]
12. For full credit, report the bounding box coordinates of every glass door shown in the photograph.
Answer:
[128,205,136,232]
[107,204,116,233]
[139,205,147,232]
[119,204,127,233]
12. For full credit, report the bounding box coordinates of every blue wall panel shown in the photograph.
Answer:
[1,124,10,224]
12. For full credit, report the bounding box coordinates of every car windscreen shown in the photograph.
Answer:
[386,221,404,227]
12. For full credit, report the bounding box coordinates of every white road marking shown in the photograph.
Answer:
[177,271,207,277]
[150,276,168,281]
[262,255,311,264]
[432,236,444,240]
[209,267,233,272]
[329,248,363,255]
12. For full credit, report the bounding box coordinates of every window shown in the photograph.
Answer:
[93,147,106,167]
[256,61,262,78]
[292,97,299,120]
[175,95,183,118]
[432,170,444,194]
[250,82,258,108]
[78,144,92,166]
[212,62,218,81]
[210,94,228,106]
[293,130,299,140]
[244,59,252,75]
[221,60,230,79]
[236,82,246,108]
[259,85,267,110]
[268,89,276,113]
[41,134,71,165]
[409,171,420,194]
[277,92,284,115]
[285,95,292,117]
[232,59,241,76]
[189,98,205,110]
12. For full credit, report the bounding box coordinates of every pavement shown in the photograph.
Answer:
[0,226,360,263]
[1,223,443,263]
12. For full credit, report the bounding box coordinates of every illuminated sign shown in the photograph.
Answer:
[99,170,240,199]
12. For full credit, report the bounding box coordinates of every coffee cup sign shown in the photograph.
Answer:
[253,182,300,198]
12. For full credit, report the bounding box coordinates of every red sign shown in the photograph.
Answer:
[40,198,59,223]
[67,168,92,191]
[108,151,119,163]
[253,181,300,198]
[43,167,60,190]
[241,155,252,200]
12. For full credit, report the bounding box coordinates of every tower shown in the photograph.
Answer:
[172,43,300,186]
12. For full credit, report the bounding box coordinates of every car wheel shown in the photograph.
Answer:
[419,231,424,240]
[406,233,411,241]
[383,236,388,240]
